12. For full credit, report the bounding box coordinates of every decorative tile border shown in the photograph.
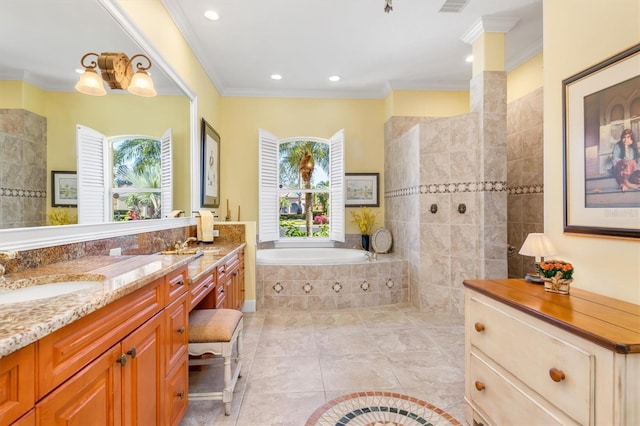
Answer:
[1,187,46,198]
[385,180,507,198]
[305,391,461,426]
[507,184,544,195]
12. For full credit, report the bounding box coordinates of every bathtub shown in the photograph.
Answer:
[256,248,369,265]
[256,248,409,310]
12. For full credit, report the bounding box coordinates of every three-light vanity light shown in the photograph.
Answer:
[75,52,157,97]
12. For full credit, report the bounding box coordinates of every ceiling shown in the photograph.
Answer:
[0,0,543,99]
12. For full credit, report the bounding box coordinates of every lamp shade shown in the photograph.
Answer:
[128,70,156,97]
[75,69,107,96]
[519,233,557,263]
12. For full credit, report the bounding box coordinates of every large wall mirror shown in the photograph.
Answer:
[0,0,197,250]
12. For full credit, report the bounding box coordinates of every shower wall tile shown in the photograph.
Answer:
[420,193,450,224]
[449,114,478,152]
[419,118,450,153]
[420,152,450,183]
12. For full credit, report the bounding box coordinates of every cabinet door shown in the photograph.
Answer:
[36,344,123,425]
[121,312,163,426]
[0,343,34,426]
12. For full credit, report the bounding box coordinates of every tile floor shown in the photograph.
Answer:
[180,304,466,426]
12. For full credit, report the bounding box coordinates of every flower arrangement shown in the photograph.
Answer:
[46,207,78,226]
[350,207,378,235]
[538,260,574,280]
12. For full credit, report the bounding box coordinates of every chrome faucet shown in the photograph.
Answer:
[0,250,18,279]
[364,252,377,262]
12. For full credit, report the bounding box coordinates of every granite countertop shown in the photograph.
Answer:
[0,242,245,358]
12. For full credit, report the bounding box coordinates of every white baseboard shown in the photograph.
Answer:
[241,299,256,312]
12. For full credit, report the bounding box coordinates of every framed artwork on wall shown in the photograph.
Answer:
[51,171,77,207]
[345,173,379,207]
[563,43,640,239]
[200,118,220,208]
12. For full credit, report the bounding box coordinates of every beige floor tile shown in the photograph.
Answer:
[248,355,323,393]
[235,391,326,426]
[320,352,401,391]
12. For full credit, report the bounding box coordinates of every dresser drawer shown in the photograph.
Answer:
[469,351,573,425]
[468,294,594,425]
[189,272,215,310]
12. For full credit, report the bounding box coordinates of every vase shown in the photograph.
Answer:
[543,277,572,295]
[361,234,370,251]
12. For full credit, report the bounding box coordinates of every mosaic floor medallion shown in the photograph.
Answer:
[305,392,461,426]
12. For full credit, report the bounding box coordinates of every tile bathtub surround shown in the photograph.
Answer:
[256,256,409,310]
[181,305,465,426]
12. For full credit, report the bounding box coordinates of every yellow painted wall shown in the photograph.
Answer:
[544,0,640,303]
[507,54,543,103]
[220,96,385,234]
[384,90,470,119]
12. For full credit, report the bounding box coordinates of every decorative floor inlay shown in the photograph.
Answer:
[305,391,461,426]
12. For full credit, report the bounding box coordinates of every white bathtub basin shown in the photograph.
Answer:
[0,281,100,304]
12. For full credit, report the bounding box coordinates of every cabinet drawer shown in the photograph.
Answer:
[469,351,573,425]
[217,253,240,281]
[164,353,188,426]
[165,292,188,373]
[468,295,594,425]
[37,278,164,399]
[189,272,215,310]
[0,343,35,426]
[166,266,188,304]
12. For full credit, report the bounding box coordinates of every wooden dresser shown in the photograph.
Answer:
[463,279,640,426]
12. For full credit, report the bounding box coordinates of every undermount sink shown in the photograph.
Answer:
[0,281,100,304]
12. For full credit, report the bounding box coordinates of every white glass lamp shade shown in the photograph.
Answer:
[519,233,557,263]
[128,70,156,97]
[75,69,107,96]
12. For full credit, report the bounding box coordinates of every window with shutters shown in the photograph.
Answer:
[258,129,344,244]
[76,125,172,224]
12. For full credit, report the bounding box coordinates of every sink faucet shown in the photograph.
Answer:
[364,252,377,262]
[0,250,18,280]
[175,237,197,253]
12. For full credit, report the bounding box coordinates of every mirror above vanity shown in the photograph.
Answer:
[0,0,198,250]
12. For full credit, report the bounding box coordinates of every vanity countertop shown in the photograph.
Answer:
[0,242,245,358]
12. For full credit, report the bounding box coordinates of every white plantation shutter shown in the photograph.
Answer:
[329,129,345,242]
[160,128,173,218]
[76,124,108,224]
[258,129,279,242]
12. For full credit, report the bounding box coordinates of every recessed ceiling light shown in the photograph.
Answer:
[465,55,473,63]
[329,75,340,82]
[204,10,219,21]
[271,74,282,80]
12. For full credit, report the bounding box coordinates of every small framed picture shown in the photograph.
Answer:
[201,118,221,208]
[51,171,78,207]
[345,173,379,207]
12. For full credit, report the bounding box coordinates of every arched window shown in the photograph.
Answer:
[258,129,344,244]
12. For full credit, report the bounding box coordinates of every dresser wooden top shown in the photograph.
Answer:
[463,279,640,354]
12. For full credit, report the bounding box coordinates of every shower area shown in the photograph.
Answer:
[383,71,544,315]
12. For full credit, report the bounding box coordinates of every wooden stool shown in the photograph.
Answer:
[188,308,243,416]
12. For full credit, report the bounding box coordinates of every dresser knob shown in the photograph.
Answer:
[176,391,184,400]
[474,381,486,391]
[549,368,566,382]
[474,322,485,332]
[177,327,185,334]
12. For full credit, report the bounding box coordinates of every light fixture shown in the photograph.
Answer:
[384,0,393,13]
[75,52,156,97]
[270,74,282,80]
[204,10,219,21]
[518,233,557,284]
[329,75,340,82]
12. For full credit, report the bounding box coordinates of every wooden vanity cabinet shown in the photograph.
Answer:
[8,265,190,426]
[218,249,244,310]
[189,270,216,310]
[0,343,35,426]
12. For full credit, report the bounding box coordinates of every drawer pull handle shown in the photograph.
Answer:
[176,391,184,400]
[474,322,485,332]
[116,354,127,366]
[474,381,486,391]
[177,327,185,334]
[177,279,185,286]
[127,347,137,359]
[549,368,565,382]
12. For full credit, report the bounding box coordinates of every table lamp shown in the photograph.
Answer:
[518,233,557,284]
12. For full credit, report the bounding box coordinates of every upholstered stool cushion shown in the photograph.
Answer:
[189,309,243,343]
